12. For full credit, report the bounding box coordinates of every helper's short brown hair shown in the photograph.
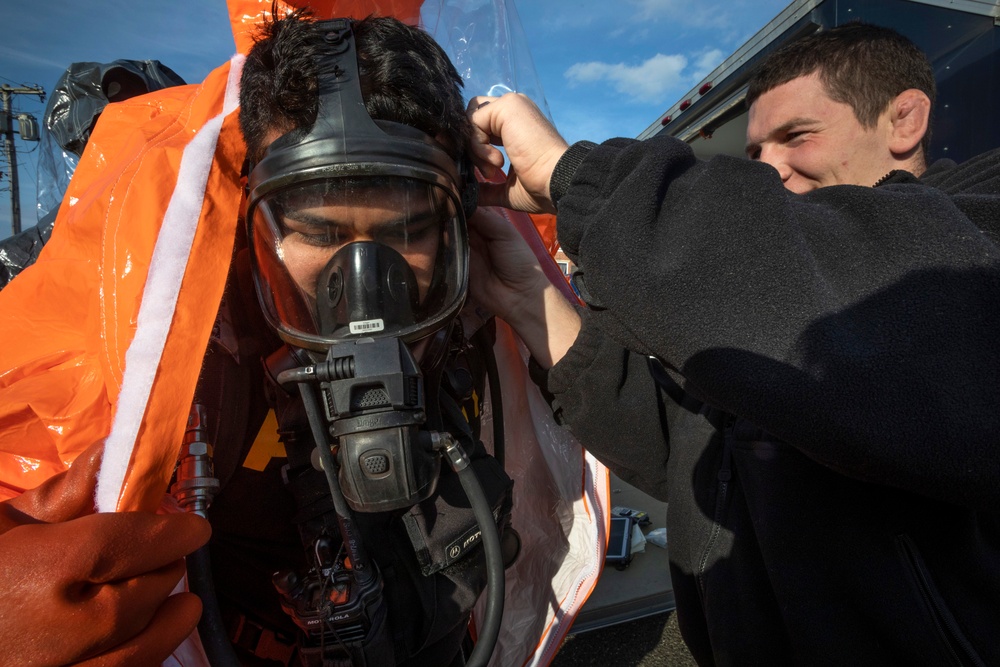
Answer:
[746,22,936,154]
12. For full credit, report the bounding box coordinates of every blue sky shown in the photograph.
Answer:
[0,0,789,238]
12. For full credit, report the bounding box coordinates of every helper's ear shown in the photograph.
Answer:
[888,88,931,157]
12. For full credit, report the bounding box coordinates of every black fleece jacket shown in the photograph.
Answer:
[538,136,1000,666]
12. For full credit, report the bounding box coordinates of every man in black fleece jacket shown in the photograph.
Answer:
[463,23,1000,666]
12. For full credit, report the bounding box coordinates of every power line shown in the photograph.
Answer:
[1,83,46,235]
[0,73,46,90]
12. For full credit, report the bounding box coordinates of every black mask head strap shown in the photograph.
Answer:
[246,18,465,207]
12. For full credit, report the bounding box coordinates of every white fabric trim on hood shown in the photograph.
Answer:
[97,54,245,513]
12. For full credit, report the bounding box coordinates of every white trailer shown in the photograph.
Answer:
[640,0,1000,164]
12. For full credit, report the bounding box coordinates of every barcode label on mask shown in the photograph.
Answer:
[350,319,385,334]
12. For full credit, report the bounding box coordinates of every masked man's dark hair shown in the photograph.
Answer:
[239,10,472,163]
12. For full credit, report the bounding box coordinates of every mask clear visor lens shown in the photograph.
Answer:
[251,175,466,346]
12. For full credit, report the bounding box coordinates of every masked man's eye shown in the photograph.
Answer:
[282,217,345,248]
[377,214,440,246]
[296,231,341,247]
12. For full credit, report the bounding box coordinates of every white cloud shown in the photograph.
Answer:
[691,49,725,81]
[0,45,70,73]
[565,53,688,104]
[629,0,731,29]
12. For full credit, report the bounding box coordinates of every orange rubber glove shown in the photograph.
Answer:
[0,441,212,667]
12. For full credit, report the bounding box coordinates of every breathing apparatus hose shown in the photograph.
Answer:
[435,431,505,667]
[278,366,505,666]
[174,402,243,667]
[295,380,376,585]
[187,545,243,667]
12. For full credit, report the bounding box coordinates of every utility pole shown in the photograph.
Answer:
[1,84,45,235]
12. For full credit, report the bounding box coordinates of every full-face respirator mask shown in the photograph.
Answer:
[245,18,478,513]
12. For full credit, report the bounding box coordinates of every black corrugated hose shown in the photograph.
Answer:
[440,434,505,667]
[186,544,243,667]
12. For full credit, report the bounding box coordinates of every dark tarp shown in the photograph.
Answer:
[0,59,185,290]
[46,59,186,157]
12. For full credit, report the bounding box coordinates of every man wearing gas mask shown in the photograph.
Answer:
[181,10,514,667]
[0,12,516,666]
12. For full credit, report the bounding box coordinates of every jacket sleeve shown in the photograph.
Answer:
[552,137,1000,511]
[535,310,672,502]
